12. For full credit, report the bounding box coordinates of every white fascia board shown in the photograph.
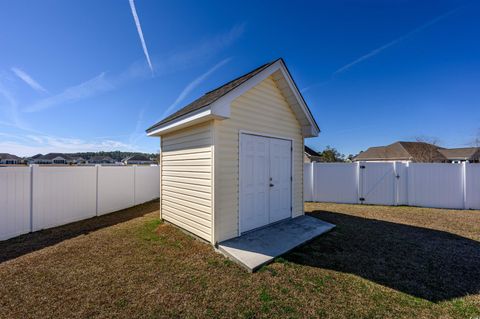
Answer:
[147,59,320,138]
[147,107,217,136]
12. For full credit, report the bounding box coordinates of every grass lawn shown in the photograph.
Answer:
[1,200,480,318]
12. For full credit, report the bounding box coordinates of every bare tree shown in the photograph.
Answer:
[473,128,480,147]
[415,136,440,146]
[414,136,443,162]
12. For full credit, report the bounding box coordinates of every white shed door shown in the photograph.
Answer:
[240,134,292,233]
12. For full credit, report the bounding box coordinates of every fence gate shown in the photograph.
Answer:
[359,162,397,205]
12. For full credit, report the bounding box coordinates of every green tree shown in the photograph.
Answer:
[319,146,345,162]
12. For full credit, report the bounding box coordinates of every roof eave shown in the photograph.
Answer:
[146,59,320,138]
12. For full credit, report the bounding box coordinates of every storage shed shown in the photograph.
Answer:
[146,58,319,245]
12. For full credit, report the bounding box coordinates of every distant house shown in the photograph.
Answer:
[71,156,86,164]
[87,156,115,164]
[34,153,74,165]
[438,147,480,163]
[123,155,154,165]
[26,154,43,164]
[304,146,323,163]
[354,141,447,163]
[0,153,21,165]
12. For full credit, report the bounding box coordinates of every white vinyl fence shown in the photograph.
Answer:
[1,165,159,241]
[305,162,480,210]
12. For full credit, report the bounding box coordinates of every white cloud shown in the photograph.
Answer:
[0,82,30,130]
[129,0,153,73]
[24,72,115,112]
[11,67,48,93]
[19,23,245,114]
[161,57,232,118]
[155,23,245,74]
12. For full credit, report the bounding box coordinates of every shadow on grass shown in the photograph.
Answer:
[285,210,480,303]
[0,200,159,264]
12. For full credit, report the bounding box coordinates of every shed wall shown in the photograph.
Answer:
[161,122,213,242]
[213,76,304,243]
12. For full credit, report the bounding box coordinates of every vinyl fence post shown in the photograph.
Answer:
[308,163,313,202]
[29,164,38,233]
[393,161,398,206]
[405,162,410,206]
[356,161,361,204]
[133,165,137,205]
[462,162,467,209]
[95,164,100,216]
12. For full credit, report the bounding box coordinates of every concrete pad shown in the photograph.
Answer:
[217,215,335,272]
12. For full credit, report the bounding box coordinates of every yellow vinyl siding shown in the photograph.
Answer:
[161,122,213,242]
[213,76,304,243]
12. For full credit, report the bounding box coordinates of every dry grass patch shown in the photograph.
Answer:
[0,200,479,318]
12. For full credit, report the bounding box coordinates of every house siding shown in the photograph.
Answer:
[161,122,213,242]
[213,75,304,243]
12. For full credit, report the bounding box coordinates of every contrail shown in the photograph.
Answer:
[11,67,48,93]
[129,0,153,73]
[161,57,232,118]
[333,6,462,75]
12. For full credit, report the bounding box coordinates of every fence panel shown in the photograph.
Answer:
[0,167,31,240]
[32,166,97,231]
[407,163,464,209]
[97,166,135,215]
[134,166,160,205]
[466,164,480,209]
[312,163,358,203]
[305,162,480,210]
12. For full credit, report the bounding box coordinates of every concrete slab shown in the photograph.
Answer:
[217,215,335,272]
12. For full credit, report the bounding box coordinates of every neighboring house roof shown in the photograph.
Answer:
[304,146,323,162]
[0,153,21,160]
[39,153,73,160]
[88,156,114,162]
[439,147,480,161]
[354,141,447,162]
[146,58,320,137]
[304,146,320,157]
[30,154,43,159]
[124,154,152,162]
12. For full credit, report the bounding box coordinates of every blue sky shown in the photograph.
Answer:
[1,0,479,156]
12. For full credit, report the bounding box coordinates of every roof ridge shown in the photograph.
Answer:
[203,58,280,95]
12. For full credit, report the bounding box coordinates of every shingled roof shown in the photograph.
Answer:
[0,153,21,160]
[354,141,447,163]
[304,146,320,157]
[147,59,278,132]
[39,153,73,160]
[439,147,480,161]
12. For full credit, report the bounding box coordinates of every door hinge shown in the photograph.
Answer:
[290,176,293,181]
[359,197,365,201]
[290,206,292,211]
[360,165,366,169]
